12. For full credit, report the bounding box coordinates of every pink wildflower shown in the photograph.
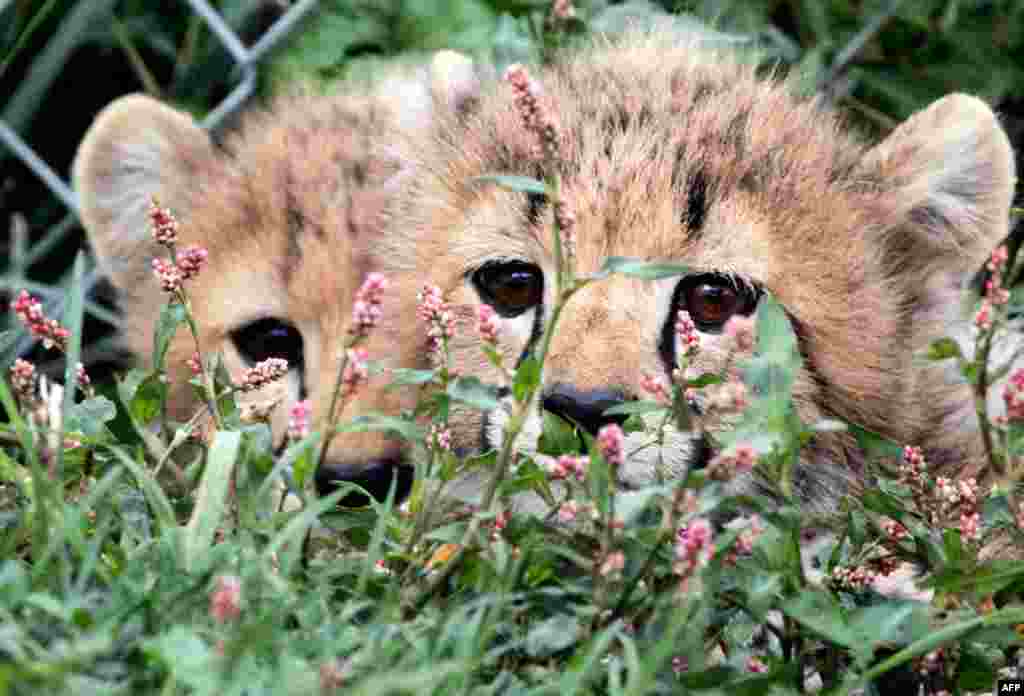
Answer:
[558,501,579,523]
[746,657,769,674]
[975,300,993,330]
[210,575,242,622]
[477,304,500,346]
[599,550,625,578]
[640,372,672,405]
[350,272,389,338]
[504,64,561,164]
[237,357,289,392]
[148,199,179,247]
[880,517,908,542]
[175,244,208,280]
[707,443,757,481]
[596,423,625,468]
[10,290,71,351]
[675,517,715,578]
[288,399,313,441]
[417,284,456,357]
[1004,368,1024,421]
[548,454,588,481]
[551,0,575,21]
[724,314,756,352]
[9,358,36,403]
[429,423,452,451]
[151,258,183,293]
[672,656,688,675]
[186,352,202,376]
[341,348,369,397]
[675,310,700,360]
[830,565,876,592]
[76,362,90,390]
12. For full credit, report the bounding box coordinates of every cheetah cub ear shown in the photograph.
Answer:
[863,94,1015,271]
[73,95,215,291]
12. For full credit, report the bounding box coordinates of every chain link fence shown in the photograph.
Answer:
[0,0,320,358]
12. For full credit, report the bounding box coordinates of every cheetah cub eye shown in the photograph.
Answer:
[231,318,304,368]
[471,261,544,317]
[676,274,760,331]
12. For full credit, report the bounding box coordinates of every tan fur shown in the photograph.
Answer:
[73,75,438,469]
[75,32,1016,523]
[376,31,1015,514]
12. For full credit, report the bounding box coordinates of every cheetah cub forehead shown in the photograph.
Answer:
[73,56,475,505]
[377,29,1014,514]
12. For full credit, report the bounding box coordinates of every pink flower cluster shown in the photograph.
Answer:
[417,284,456,357]
[342,348,370,398]
[554,200,577,265]
[477,304,500,346]
[936,475,981,542]
[429,423,452,451]
[596,423,624,468]
[210,575,242,623]
[9,358,36,403]
[11,290,70,351]
[288,399,313,441]
[504,64,560,164]
[976,245,1010,330]
[599,550,625,578]
[350,272,388,338]
[640,372,672,405]
[237,357,289,392]
[1004,368,1024,422]
[175,245,208,280]
[880,516,909,542]
[707,443,757,481]
[674,517,714,585]
[724,315,756,352]
[675,310,700,361]
[830,564,876,592]
[149,199,179,246]
[547,454,589,481]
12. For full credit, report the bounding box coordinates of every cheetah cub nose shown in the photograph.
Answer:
[542,384,629,437]
[314,459,414,508]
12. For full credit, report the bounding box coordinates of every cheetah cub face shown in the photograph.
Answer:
[374,31,1014,513]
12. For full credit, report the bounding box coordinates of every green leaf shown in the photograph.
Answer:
[184,430,240,573]
[388,368,438,386]
[926,336,963,362]
[472,174,548,195]
[129,372,167,426]
[525,614,580,657]
[594,256,692,280]
[513,356,541,403]
[781,589,856,648]
[152,302,186,371]
[686,373,723,389]
[602,399,667,418]
[336,414,423,442]
[538,411,582,456]
[64,396,116,438]
[849,422,904,463]
[448,375,501,411]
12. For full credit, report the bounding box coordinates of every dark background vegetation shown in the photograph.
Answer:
[1,0,1023,366]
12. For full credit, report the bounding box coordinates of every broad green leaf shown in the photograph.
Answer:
[525,614,580,657]
[594,256,692,280]
[64,396,116,438]
[388,368,438,386]
[513,356,541,403]
[448,375,501,411]
[602,400,667,418]
[336,414,423,443]
[472,174,548,195]
[926,336,963,362]
[184,430,240,572]
[152,301,186,371]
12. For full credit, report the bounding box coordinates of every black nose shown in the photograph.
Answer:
[542,384,629,437]
[314,459,414,507]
